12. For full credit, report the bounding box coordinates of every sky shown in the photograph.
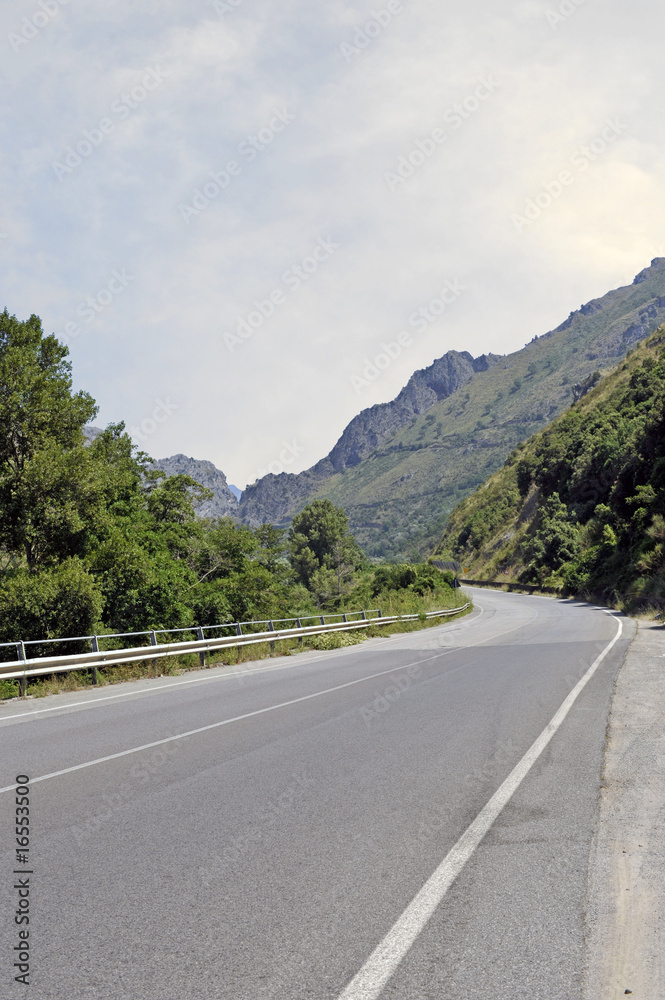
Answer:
[1,0,664,489]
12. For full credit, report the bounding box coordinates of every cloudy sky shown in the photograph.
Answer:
[1,0,664,488]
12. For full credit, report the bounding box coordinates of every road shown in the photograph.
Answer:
[0,589,633,999]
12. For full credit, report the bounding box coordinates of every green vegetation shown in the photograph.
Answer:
[288,499,365,603]
[435,328,665,608]
[0,310,465,684]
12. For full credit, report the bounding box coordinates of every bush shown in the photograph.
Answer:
[307,630,367,650]
[0,558,103,652]
[0,679,19,700]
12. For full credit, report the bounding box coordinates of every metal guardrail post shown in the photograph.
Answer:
[90,637,99,684]
[295,619,303,647]
[361,610,366,620]
[150,630,157,671]
[377,609,382,618]
[17,642,27,697]
[196,627,206,667]
[236,623,242,661]
[268,621,275,655]
[320,615,325,626]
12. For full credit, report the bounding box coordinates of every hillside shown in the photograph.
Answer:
[434,328,665,608]
[239,258,665,560]
[239,349,500,525]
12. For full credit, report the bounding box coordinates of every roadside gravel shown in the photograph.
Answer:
[584,618,665,999]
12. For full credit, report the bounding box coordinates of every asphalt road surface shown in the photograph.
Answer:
[0,589,634,999]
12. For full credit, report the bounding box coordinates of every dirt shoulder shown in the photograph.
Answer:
[584,619,665,999]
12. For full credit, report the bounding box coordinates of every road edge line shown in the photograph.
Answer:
[336,613,624,1000]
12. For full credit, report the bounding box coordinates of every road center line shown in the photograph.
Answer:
[335,613,624,1000]
[0,609,537,795]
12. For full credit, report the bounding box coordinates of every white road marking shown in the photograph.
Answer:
[336,613,624,1000]
[0,610,536,795]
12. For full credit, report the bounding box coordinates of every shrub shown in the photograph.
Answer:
[0,558,103,652]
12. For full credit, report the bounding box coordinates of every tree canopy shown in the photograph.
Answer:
[0,310,455,649]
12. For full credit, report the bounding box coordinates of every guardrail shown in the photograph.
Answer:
[0,604,471,693]
[0,610,385,666]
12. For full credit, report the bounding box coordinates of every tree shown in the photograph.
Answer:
[185,518,257,586]
[253,524,287,574]
[0,311,98,568]
[289,500,364,600]
[0,558,103,648]
[3,442,111,570]
[0,310,96,474]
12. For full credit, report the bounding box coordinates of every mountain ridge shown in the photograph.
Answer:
[151,454,239,520]
[140,258,665,561]
[237,258,665,558]
[239,349,501,527]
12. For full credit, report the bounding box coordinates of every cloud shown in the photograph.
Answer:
[1,0,664,486]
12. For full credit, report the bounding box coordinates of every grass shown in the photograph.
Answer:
[0,599,473,703]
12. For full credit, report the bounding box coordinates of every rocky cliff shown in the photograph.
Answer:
[152,454,240,521]
[239,350,501,526]
[240,258,665,557]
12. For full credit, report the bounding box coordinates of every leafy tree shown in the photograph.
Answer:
[185,519,257,586]
[146,473,212,525]
[370,563,454,597]
[4,443,112,570]
[526,494,580,577]
[0,558,103,649]
[289,500,364,601]
[86,531,196,632]
[0,310,97,473]
[0,311,99,568]
[254,524,287,574]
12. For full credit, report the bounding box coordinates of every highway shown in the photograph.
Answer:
[0,589,633,999]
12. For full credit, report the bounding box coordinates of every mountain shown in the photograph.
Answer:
[237,258,665,560]
[152,454,240,520]
[239,349,500,527]
[434,327,665,608]
[83,425,103,444]
[82,428,242,522]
